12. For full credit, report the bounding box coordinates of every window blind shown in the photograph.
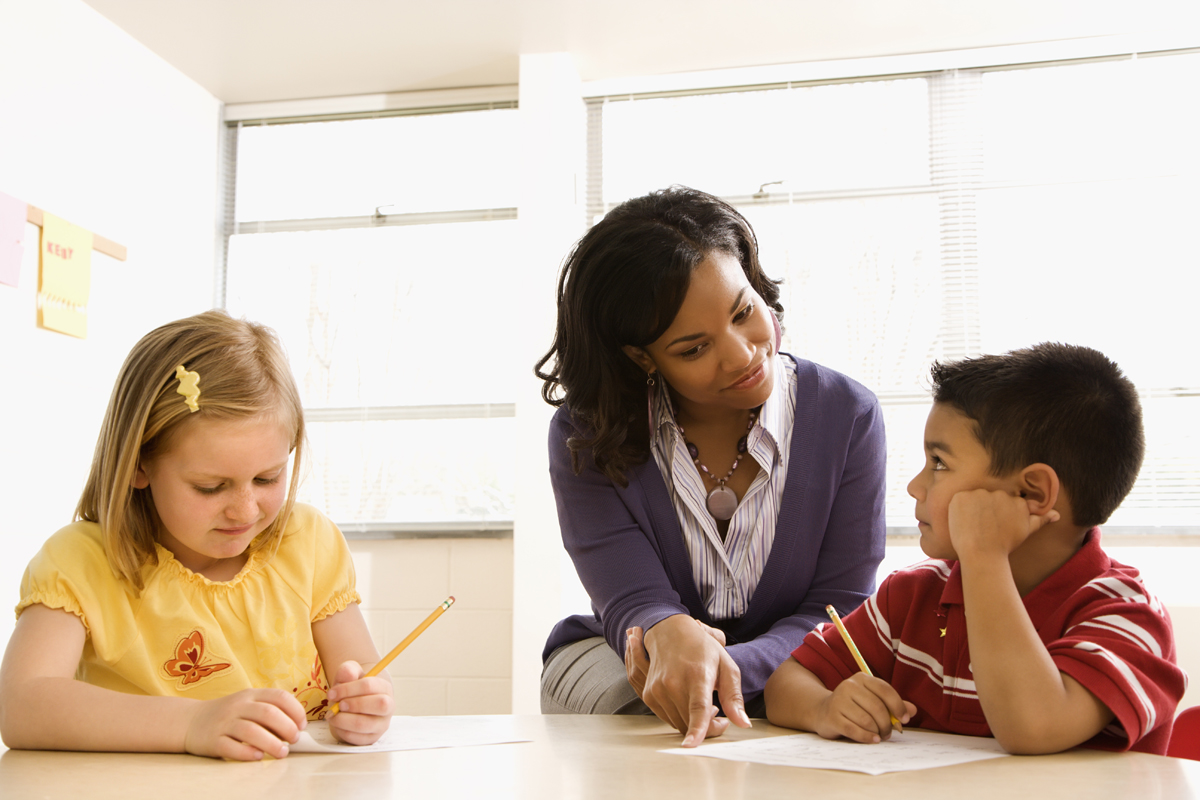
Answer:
[220,105,520,532]
[585,52,1200,534]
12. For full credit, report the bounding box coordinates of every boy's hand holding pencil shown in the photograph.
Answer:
[817,605,915,743]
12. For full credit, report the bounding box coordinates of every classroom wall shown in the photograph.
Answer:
[0,3,520,716]
[0,0,223,652]
[349,538,514,715]
[3,0,1198,722]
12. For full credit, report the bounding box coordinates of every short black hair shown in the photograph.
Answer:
[534,185,783,485]
[931,342,1143,527]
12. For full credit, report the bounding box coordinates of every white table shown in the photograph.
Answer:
[3,715,1198,799]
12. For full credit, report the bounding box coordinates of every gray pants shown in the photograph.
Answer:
[541,636,768,718]
[540,637,653,715]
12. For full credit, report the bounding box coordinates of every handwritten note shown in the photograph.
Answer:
[661,729,1011,775]
[289,717,531,754]
[0,191,25,288]
[37,212,93,338]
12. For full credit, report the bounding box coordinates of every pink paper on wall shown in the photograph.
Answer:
[0,191,26,288]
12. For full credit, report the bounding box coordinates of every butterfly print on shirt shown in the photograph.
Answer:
[163,630,232,687]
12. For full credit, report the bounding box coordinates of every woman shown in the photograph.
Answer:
[535,186,886,746]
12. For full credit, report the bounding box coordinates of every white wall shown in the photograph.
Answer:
[4,0,1198,722]
[0,0,222,653]
[511,53,586,713]
[349,538,515,715]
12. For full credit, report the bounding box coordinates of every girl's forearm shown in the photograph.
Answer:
[1,676,198,752]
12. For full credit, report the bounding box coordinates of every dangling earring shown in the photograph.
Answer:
[646,371,657,438]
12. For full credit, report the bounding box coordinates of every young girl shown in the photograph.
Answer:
[0,310,393,760]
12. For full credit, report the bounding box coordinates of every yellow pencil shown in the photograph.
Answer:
[329,596,456,716]
[824,604,903,733]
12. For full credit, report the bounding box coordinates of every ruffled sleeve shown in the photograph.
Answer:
[15,522,120,635]
[277,504,360,622]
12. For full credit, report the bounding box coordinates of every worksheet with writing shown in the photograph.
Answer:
[662,729,1010,774]
[291,717,531,754]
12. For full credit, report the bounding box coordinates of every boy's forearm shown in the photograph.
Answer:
[959,553,1112,753]
[1,676,197,752]
[764,659,831,732]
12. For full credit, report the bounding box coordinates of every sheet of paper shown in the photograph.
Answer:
[290,717,531,754]
[0,191,25,288]
[661,729,1010,775]
[37,212,93,338]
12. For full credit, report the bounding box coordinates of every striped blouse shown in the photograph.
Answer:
[650,355,798,621]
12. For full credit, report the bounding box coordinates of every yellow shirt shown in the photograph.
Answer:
[16,503,359,720]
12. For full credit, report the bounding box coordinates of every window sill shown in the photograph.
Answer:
[887,527,1200,546]
[338,520,513,540]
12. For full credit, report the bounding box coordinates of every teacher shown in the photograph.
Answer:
[535,186,886,746]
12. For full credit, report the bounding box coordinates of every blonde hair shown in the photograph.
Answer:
[76,310,305,590]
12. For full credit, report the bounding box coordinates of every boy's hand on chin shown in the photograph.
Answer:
[948,489,1060,561]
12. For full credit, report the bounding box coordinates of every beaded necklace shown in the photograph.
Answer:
[677,408,759,521]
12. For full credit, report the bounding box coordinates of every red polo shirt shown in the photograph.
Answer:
[791,529,1186,754]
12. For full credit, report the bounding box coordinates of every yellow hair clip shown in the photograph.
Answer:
[175,364,201,413]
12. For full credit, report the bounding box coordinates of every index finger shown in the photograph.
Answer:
[333,659,367,685]
[714,652,751,727]
[694,619,727,646]
[855,675,911,738]
[261,687,308,728]
[247,689,307,742]
[681,684,717,746]
[624,630,650,692]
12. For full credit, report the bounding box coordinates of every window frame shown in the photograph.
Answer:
[218,97,520,539]
[582,48,1200,543]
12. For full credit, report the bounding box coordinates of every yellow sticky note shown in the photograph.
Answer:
[37,213,93,339]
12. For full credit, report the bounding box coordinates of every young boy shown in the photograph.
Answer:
[764,343,1186,754]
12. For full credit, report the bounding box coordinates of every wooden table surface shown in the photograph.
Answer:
[3,715,1199,799]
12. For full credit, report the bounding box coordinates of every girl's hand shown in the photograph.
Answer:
[183,688,307,760]
[326,660,394,745]
[812,673,915,744]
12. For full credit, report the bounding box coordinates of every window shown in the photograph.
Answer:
[222,104,519,534]
[588,50,1200,536]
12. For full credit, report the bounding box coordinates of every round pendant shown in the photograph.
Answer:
[706,485,739,520]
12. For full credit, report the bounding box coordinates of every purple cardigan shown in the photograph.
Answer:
[542,354,887,704]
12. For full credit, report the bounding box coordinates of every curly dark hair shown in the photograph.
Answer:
[931,342,1144,527]
[534,186,783,486]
